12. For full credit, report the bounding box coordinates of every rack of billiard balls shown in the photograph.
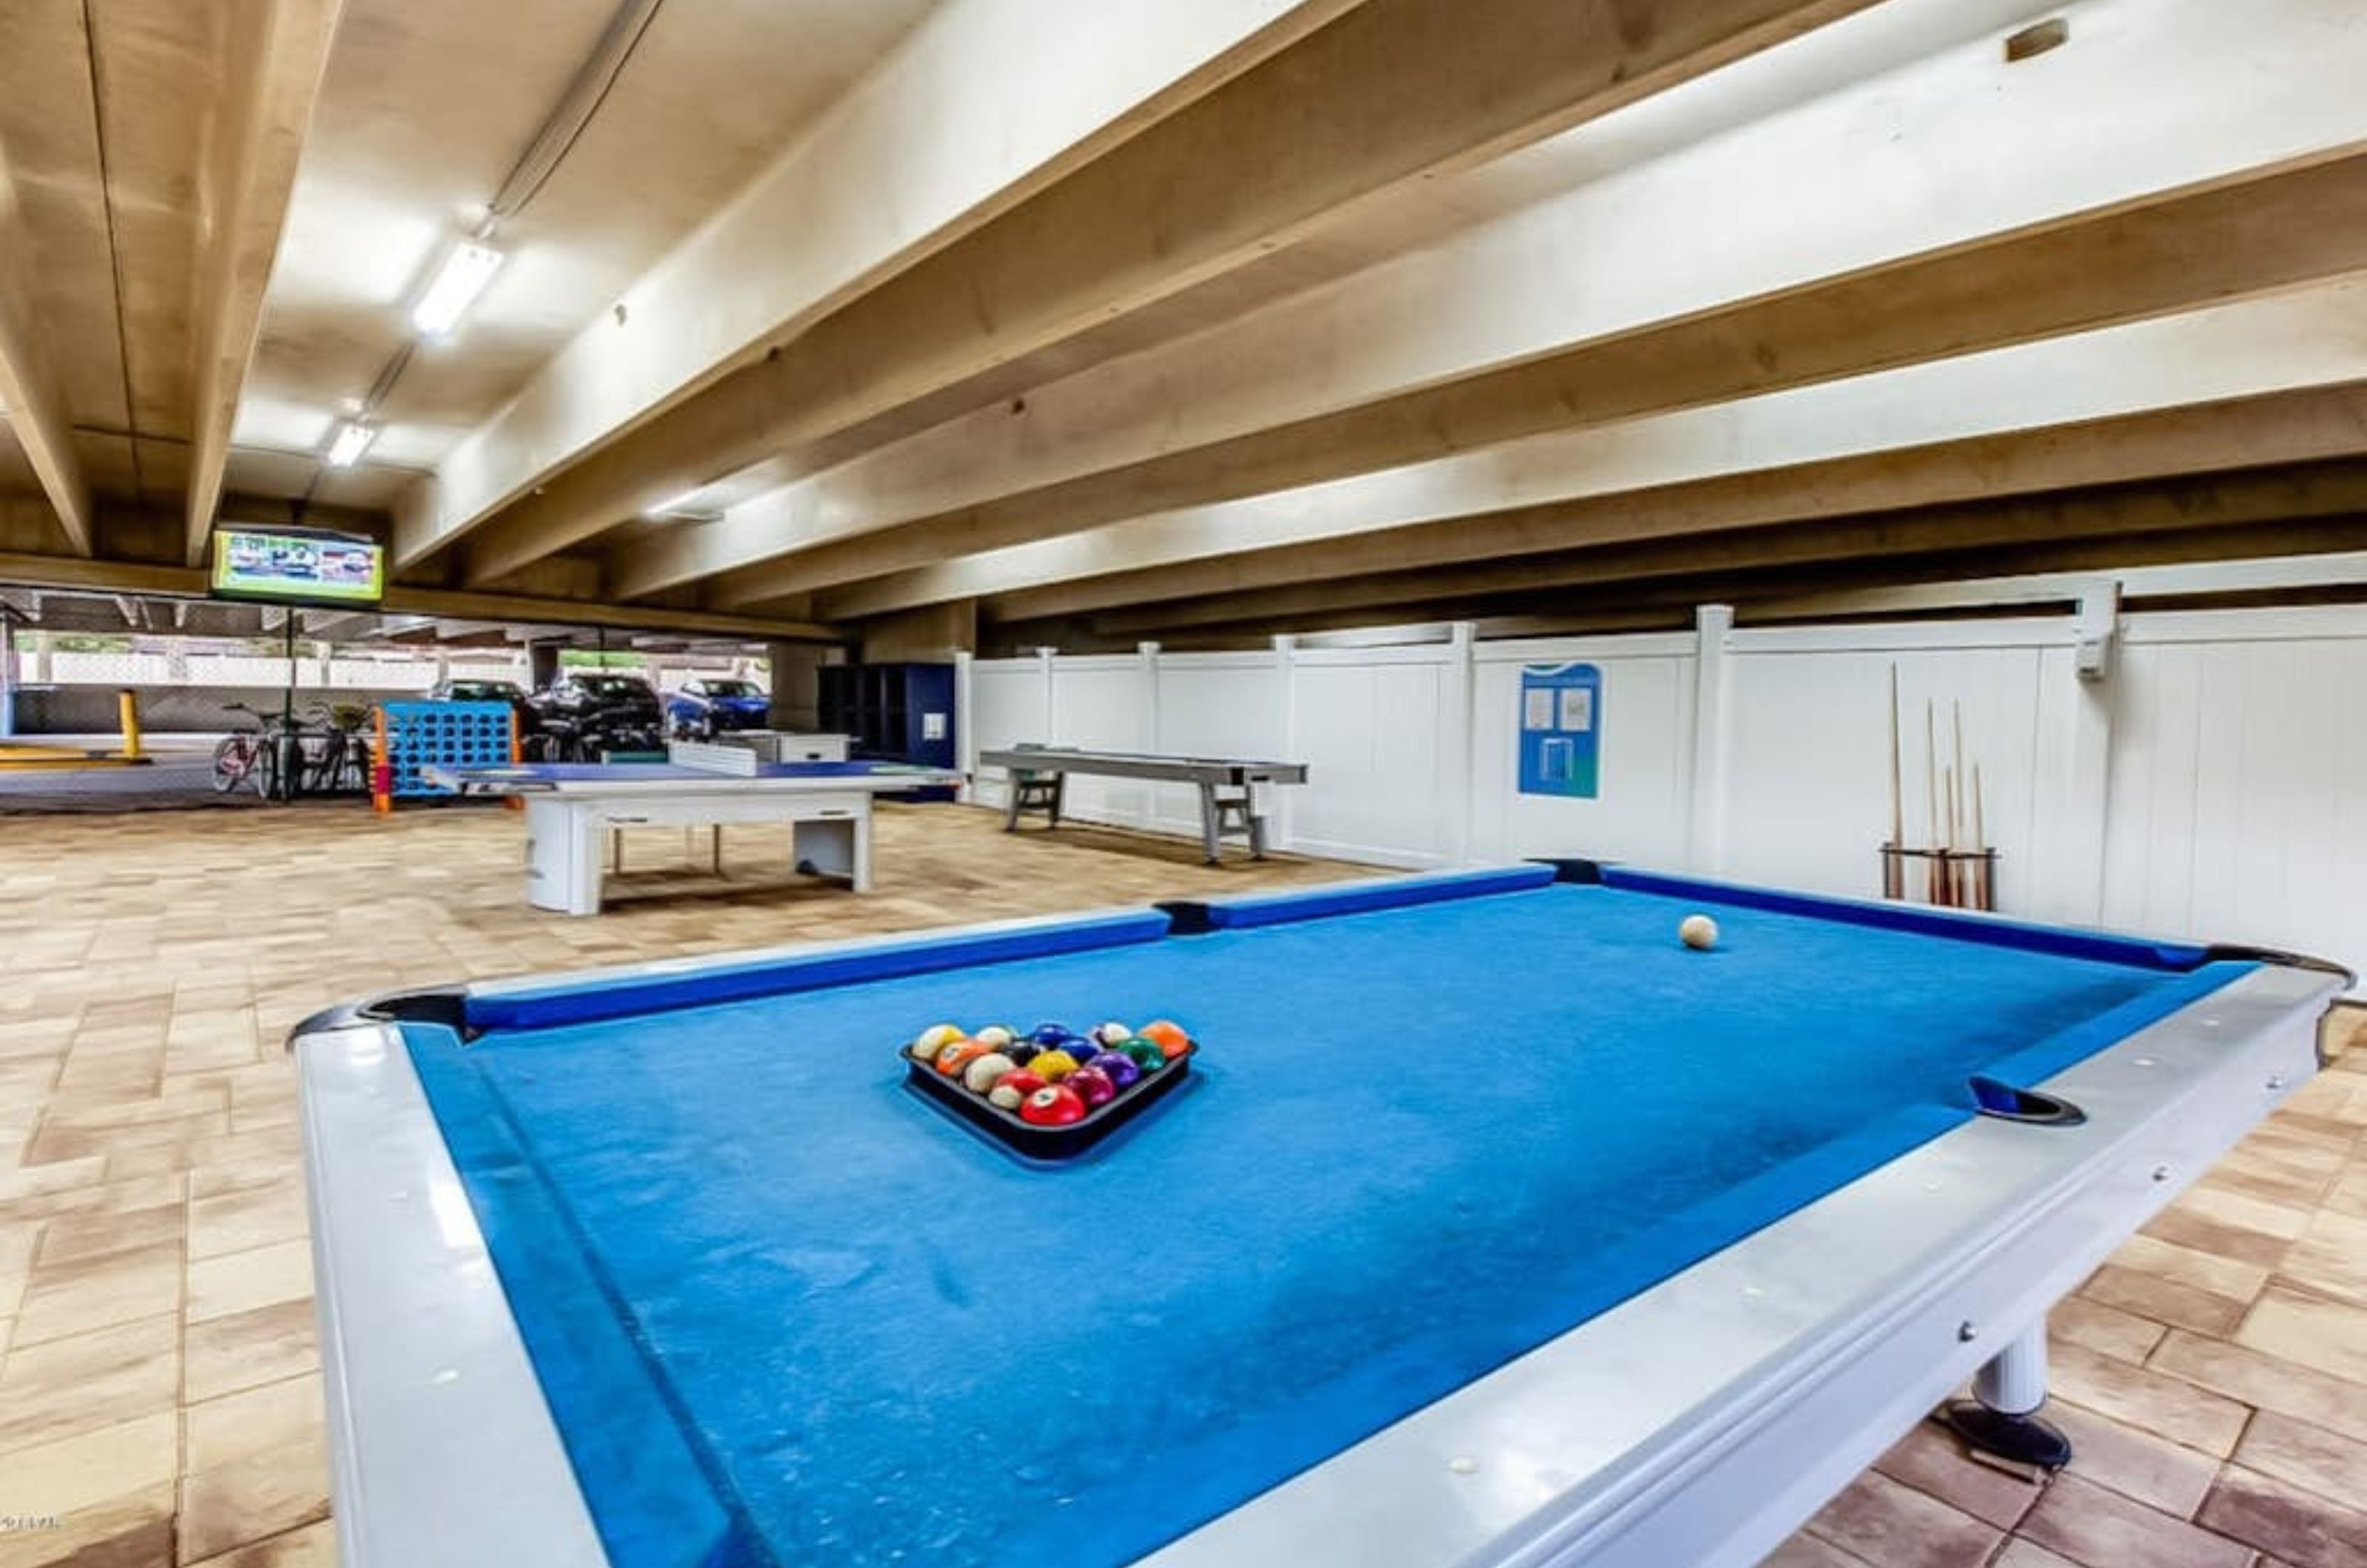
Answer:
[902,1019,1196,1157]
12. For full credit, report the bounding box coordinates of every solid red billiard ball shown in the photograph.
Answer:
[1020,1084,1087,1126]
[1068,1065,1116,1107]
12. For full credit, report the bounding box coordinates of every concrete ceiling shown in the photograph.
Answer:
[2,0,2365,651]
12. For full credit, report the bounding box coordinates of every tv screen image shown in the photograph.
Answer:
[210,527,385,606]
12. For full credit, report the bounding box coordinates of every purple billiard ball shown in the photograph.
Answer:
[1068,1065,1118,1107]
[1087,1050,1141,1089]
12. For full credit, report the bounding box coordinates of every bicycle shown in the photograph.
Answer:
[212,703,290,797]
[212,701,374,798]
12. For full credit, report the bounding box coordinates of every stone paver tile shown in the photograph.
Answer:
[0,1311,180,1457]
[187,1181,308,1263]
[184,1299,320,1405]
[2050,1295,2168,1365]
[2081,1265,2245,1337]
[0,1412,178,1520]
[2050,1399,2221,1518]
[2232,1410,2367,1513]
[186,1238,313,1325]
[2018,1473,2250,1568]
[183,1373,325,1473]
[2152,1331,2367,1447]
[10,1240,182,1346]
[186,1519,337,1568]
[2049,1339,2252,1456]
[2236,1285,2367,1385]
[1803,1471,2002,1568]
[2196,1464,2367,1568]
[176,1430,331,1565]
[1757,1535,1874,1567]
[1993,1543,2084,1568]
[2109,1234,2272,1303]
[33,1200,184,1269]
[1871,1419,2042,1530]
[0,1483,174,1568]
[2276,1209,2367,1308]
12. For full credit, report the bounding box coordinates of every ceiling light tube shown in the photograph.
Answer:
[646,488,711,519]
[325,421,378,468]
[411,241,504,338]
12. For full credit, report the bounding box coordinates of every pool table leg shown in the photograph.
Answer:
[1944,1321,2073,1473]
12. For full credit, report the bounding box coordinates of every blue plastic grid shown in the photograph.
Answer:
[385,701,514,798]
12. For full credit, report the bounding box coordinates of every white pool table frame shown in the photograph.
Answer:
[291,885,2342,1568]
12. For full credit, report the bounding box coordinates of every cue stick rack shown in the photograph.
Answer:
[1877,667,1998,912]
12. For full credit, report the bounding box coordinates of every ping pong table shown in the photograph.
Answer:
[423,745,959,915]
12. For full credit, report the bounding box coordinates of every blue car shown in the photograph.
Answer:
[666,677,771,739]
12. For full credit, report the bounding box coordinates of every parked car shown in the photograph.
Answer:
[527,672,665,761]
[666,677,771,739]
[427,677,538,746]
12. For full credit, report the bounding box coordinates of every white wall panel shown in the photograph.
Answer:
[1719,631,2056,910]
[1468,646,1696,868]
[1153,652,1285,838]
[2103,615,2367,976]
[1048,657,1154,827]
[968,658,1049,810]
[1287,646,1459,868]
[957,604,2367,986]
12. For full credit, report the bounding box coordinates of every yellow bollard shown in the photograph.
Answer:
[117,688,143,762]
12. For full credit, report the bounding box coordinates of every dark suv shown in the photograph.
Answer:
[527,672,665,761]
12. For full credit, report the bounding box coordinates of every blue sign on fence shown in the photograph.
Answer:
[1517,663,1601,798]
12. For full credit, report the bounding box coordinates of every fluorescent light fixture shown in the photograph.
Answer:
[411,241,504,338]
[325,421,378,468]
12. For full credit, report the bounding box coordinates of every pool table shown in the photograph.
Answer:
[290,862,2343,1568]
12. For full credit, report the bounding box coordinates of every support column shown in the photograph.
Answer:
[765,641,826,730]
[1272,634,1298,854]
[0,605,16,739]
[1443,621,1476,866]
[2027,581,2119,925]
[952,649,976,803]
[1686,604,1736,875]
[527,640,561,692]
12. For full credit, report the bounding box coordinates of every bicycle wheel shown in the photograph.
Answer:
[211,736,251,794]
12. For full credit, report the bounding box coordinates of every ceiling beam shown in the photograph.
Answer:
[0,551,840,643]
[1018,516,2367,646]
[0,145,92,553]
[181,0,345,565]
[1070,462,2367,635]
[694,1,2367,607]
[729,151,2367,607]
[982,379,2367,624]
[391,0,1368,571]
[489,0,1886,594]
[822,285,2367,619]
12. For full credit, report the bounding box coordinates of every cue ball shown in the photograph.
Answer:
[1679,914,1718,950]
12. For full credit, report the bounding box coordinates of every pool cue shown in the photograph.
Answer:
[1973,763,1990,910]
[1942,766,1959,906]
[1885,664,1904,898]
[1925,700,1947,906]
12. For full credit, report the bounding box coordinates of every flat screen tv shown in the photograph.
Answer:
[209,526,385,607]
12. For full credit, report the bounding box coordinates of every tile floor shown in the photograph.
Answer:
[0,800,2361,1567]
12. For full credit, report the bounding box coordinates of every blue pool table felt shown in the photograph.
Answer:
[405,879,2251,1568]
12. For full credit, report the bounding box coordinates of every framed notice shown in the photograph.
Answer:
[1518,662,1601,798]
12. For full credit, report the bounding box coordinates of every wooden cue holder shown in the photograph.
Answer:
[1879,843,1999,913]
